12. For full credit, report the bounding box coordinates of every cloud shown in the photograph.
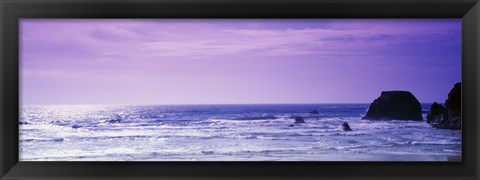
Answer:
[19,19,461,105]
[21,19,460,62]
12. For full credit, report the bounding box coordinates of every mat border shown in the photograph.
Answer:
[1,0,479,179]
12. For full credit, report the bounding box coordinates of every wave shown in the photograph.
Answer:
[380,138,461,146]
[410,141,461,145]
[19,104,462,161]
[331,132,368,136]
[232,115,278,120]
[332,145,369,151]
[197,147,311,156]
[21,138,64,142]
[73,135,154,141]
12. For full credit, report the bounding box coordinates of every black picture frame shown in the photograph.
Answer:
[1,0,479,179]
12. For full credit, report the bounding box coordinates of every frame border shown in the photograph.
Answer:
[1,0,479,179]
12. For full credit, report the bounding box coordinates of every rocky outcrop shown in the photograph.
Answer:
[342,122,352,131]
[362,91,423,121]
[293,116,305,123]
[429,83,461,130]
[309,110,319,114]
[426,102,445,123]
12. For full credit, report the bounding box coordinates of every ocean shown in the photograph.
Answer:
[19,104,462,161]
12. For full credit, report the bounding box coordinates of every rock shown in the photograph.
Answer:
[342,122,352,131]
[288,124,295,127]
[53,138,64,142]
[293,116,305,123]
[426,102,445,123]
[309,110,319,114]
[19,121,30,125]
[108,114,122,123]
[108,119,121,123]
[71,124,82,129]
[201,150,215,154]
[362,91,423,120]
[430,83,461,130]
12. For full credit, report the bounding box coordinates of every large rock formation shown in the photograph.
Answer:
[362,91,423,120]
[426,102,445,123]
[429,83,461,130]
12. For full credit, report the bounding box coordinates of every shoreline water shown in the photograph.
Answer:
[19,104,462,161]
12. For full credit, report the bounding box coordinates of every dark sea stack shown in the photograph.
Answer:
[342,122,352,131]
[362,91,423,121]
[293,117,305,123]
[431,83,461,130]
[309,110,319,114]
[426,102,445,123]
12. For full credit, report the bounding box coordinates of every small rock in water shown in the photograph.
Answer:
[108,114,123,123]
[342,122,352,131]
[53,138,64,142]
[201,150,215,154]
[288,124,295,127]
[293,116,305,123]
[309,110,319,114]
[19,121,30,125]
[108,119,121,123]
[71,124,82,129]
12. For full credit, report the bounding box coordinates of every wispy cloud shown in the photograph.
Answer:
[21,19,460,63]
[19,19,461,105]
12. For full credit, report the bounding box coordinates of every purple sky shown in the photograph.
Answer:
[20,19,461,105]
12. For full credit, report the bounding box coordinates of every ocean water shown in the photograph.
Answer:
[19,104,461,161]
